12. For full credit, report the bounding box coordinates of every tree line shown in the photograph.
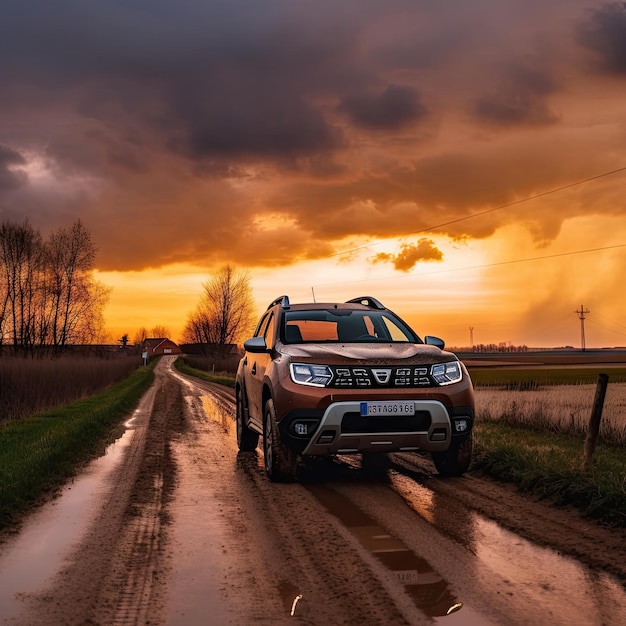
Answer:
[0,218,109,356]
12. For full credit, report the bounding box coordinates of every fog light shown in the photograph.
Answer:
[454,419,468,433]
[294,422,309,435]
[290,419,320,437]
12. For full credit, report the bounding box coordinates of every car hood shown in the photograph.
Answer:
[278,342,457,365]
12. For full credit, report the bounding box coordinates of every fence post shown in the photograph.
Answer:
[582,373,609,470]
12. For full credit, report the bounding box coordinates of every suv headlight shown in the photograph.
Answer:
[290,363,333,387]
[430,361,462,385]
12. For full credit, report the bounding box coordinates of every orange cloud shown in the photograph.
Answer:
[372,238,444,272]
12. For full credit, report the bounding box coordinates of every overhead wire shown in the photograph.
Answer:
[312,243,626,288]
[325,166,626,260]
[586,317,626,338]
[591,311,626,333]
[302,165,626,291]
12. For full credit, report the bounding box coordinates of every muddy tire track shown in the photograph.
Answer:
[92,375,185,625]
[12,361,185,626]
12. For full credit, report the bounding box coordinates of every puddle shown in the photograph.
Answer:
[307,484,491,623]
[277,579,304,617]
[388,469,626,624]
[170,367,234,437]
[0,412,141,622]
[201,394,233,434]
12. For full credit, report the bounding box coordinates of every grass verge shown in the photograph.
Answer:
[0,362,156,531]
[473,420,626,528]
[174,357,235,388]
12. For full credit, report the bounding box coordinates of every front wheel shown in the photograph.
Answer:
[432,432,473,477]
[236,389,259,451]
[263,398,298,482]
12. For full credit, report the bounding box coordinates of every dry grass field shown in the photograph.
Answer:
[468,350,626,447]
[475,382,626,446]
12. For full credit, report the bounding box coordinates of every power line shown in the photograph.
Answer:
[591,311,626,333]
[312,242,626,288]
[419,243,626,277]
[586,317,626,338]
[326,166,626,259]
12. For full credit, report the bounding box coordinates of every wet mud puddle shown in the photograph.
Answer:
[388,469,626,625]
[307,483,492,624]
[0,413,140,622]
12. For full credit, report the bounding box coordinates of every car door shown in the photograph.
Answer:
[244,310,276,430]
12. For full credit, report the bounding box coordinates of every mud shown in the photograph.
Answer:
[2,357,625,625]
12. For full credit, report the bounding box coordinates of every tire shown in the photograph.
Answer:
[263,398,298,482]
[432,432,473,477]
[236,388,259,451]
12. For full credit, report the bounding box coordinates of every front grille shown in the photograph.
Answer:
[329,365,433,388]
[341,411,432,434]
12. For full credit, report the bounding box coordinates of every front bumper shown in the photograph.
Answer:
[279,399,472,456]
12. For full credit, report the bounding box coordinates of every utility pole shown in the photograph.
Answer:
[469,326,474,351]
[575,305,590,351]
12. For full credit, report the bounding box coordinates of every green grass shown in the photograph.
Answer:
[0,362,156,530]
[469,366,626,387]
[174,357,236,388]
[473,421,626,527]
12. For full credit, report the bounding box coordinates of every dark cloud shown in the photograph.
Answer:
[372,238,443,271]
[578,2,626,74]
[473,63,560,126]
[0,144,27,192]
[337,84,428,130]
[0,0,619,272]
[169,86,344,160]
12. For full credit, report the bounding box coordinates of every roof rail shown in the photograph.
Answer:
[267,295,290,310]
[346,296,385,310]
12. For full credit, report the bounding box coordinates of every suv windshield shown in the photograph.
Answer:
[282,309,420,344]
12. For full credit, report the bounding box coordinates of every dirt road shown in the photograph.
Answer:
[2,357,626,625]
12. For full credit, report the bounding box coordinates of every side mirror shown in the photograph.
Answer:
[425,335,445,350]
[243,337,269,353]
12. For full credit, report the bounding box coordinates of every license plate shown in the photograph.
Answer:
[360,401,414,416]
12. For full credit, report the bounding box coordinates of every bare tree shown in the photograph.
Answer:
[45,219,100,352]
[184,264,254,355]
[59,274,111,345]
[132,327,148,347]
[0,219,44,355]
[149,325,170,339]
[0,218,109,355]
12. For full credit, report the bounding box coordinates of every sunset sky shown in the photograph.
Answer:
[1,0,625,348]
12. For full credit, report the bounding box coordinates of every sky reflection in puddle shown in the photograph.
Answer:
[388,468,626,624]
[307,483,492,623]
[0,413,139,622]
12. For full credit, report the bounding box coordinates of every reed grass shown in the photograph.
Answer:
[0,356,143,423]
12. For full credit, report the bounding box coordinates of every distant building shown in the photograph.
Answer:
[143,338,182,357]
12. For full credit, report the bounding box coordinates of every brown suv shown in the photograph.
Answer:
[235,296,475,481]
